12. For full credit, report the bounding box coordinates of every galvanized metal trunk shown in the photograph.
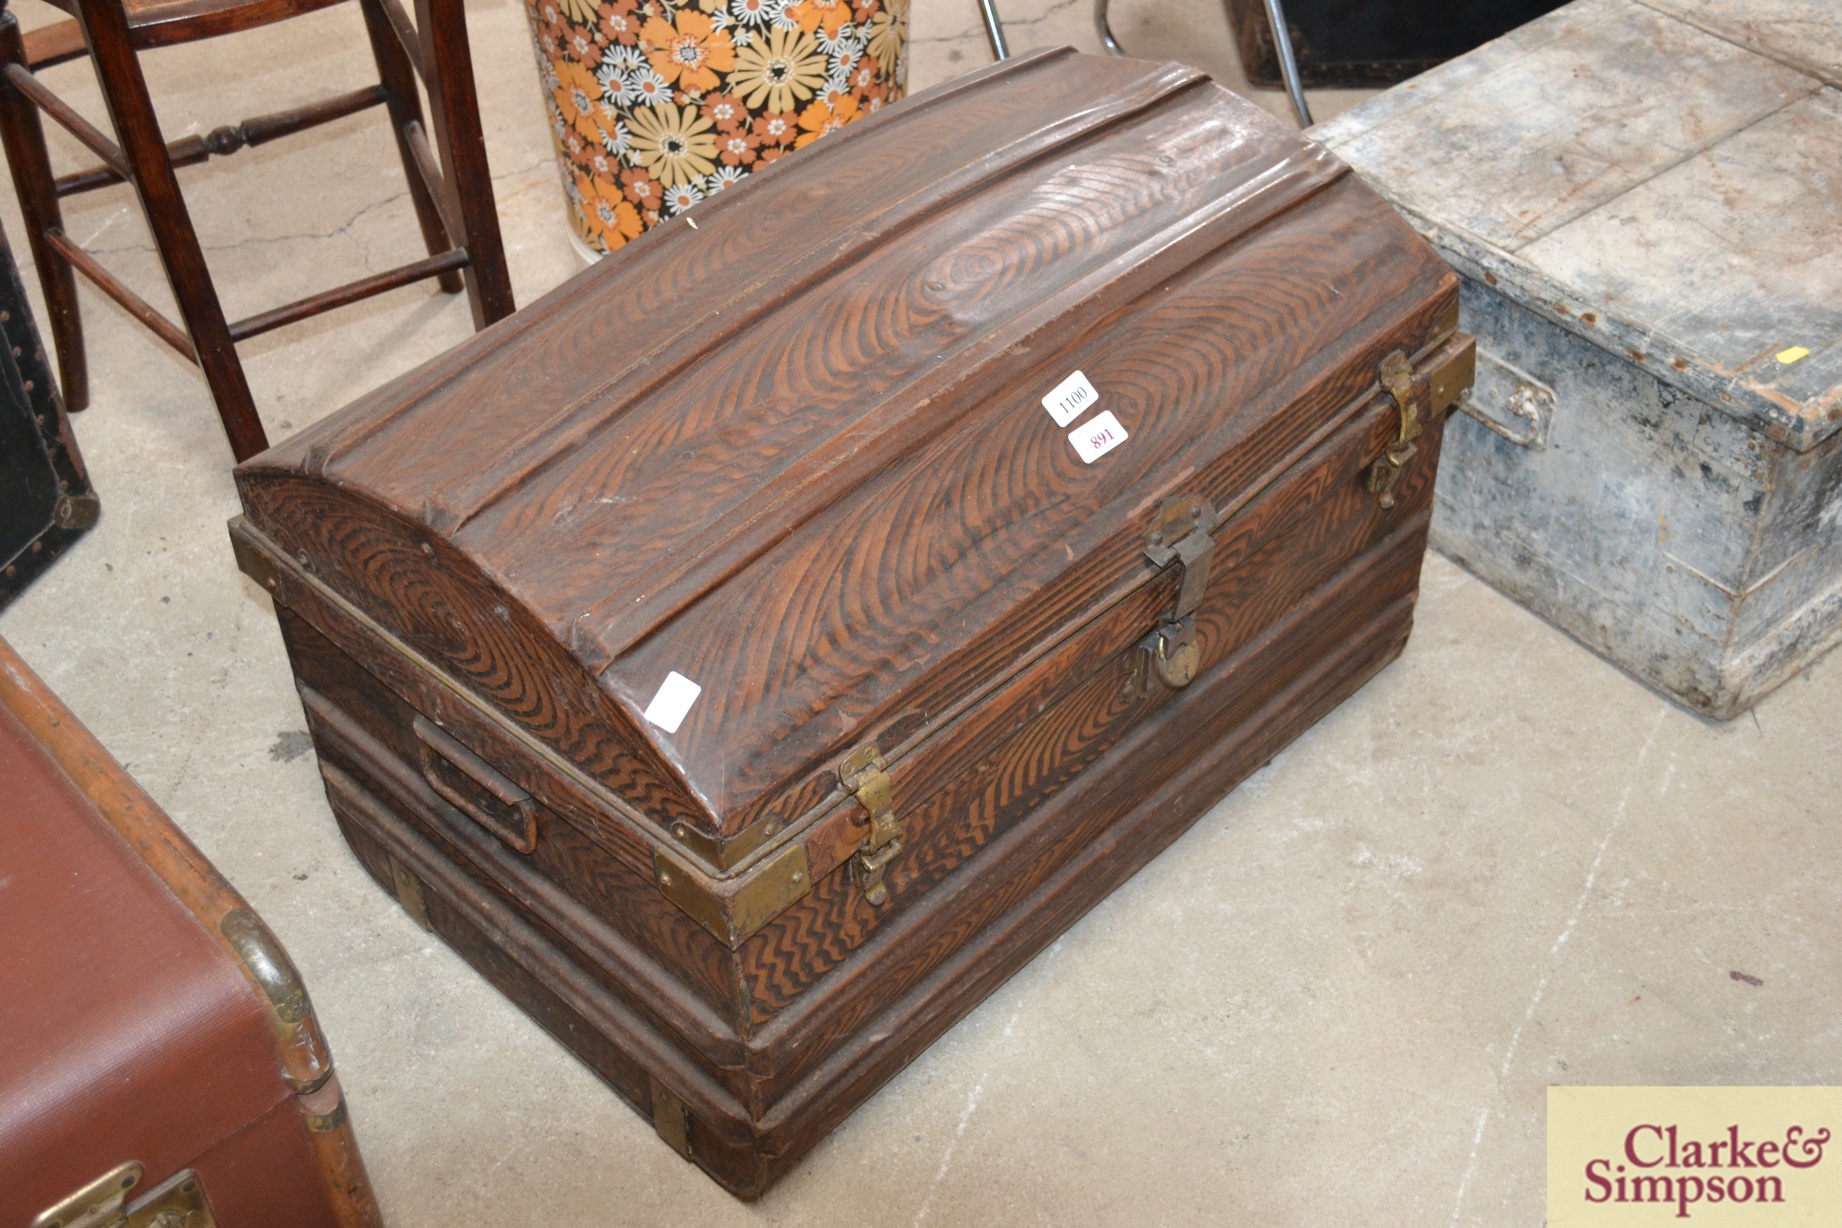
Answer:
[1315,0,1842,718]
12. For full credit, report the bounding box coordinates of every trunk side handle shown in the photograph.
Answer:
[412,714,539,854]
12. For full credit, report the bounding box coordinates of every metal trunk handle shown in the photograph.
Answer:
[412,714,539,853]
[1459,348,1554,449]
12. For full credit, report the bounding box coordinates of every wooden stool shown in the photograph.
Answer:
[0,0,515,461]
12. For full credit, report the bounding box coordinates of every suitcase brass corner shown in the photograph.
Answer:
[1428,297,1460,349]
[220,907,333,1093]
[654,840,812,948]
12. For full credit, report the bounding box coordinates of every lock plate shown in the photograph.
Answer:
[1138,495,1219,691]
[31,1164,216,1228]
[1143,617,1200,688]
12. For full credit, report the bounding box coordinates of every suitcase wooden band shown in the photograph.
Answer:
[301,51,1198,494]
[236,330,1473,950]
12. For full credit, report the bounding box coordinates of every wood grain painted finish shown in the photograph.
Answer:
[260,378,1450,1048]
[238,48,1455,856]
[300,512,1438,1195]
[246,341,1460,1195]
[235,49,1468,1195]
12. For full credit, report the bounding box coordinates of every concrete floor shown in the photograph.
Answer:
[1,0,1837,1224]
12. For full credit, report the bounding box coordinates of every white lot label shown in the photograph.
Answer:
[1069,410,1128,463]
[642,671,702,734]
[1041,370,1100,427]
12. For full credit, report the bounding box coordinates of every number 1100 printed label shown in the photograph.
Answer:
[1041,370,1100,427]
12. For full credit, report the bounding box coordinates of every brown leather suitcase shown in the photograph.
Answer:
[0,637,381,1228]
[230,48,1474,1198]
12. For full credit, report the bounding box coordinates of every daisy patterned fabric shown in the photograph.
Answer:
[524,0,908,253]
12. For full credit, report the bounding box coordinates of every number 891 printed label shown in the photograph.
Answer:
[1068,410,1128,463]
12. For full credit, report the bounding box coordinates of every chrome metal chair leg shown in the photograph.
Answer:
[1095,0,1124,55]
[1261,0,1313,126]
[979,0,1010,60]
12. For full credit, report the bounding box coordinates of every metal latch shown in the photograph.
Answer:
[31,1162,216,1228]
[1366,350,1422,509]
[1139,494,1220,689]
[840,744,902,906]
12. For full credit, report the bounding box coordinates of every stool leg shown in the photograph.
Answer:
[1094,0,1123,55]
[73,0,267,461]
[0,1,87,410]
[416,0,512,328]
[1260,0,1313,127]
[978,0,1008,60]
[358,0,462,295]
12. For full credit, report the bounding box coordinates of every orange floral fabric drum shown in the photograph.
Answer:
[523,0,909,255]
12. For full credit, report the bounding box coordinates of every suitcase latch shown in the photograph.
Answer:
[840,744,902,906]
[1140,495,1220,689]
[1366,350,1422,509]
[31,1162,216,1228]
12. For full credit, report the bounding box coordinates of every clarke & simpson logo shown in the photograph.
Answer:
[1584,1122,1829,1216]
[1550,1087,1842,1225]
